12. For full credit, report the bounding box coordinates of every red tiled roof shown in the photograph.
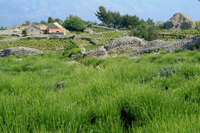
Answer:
[24,24,33,30]
[41,26,48,30]
[49,29,65,32]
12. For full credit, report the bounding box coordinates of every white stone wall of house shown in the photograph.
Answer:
[25,26,40,35]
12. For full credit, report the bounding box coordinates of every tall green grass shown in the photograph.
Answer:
[1,51,200,132]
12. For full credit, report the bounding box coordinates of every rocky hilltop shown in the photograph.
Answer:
[165,13,196,30]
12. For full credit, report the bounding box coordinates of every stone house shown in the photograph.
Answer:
[47,22,66,35]
[24,24,40,35]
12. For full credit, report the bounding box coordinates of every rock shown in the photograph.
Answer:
[84,29,94,34]
[83,46,107,58]
[25,65,31,71]
[56,81,65,91]
[79,47,86,53]
[70,53,84,60]
[16,59,23,62]
[150,53,160,56]
[165,13,196,30]
[104,36,146,53]
[0,47,43,57]
[135,59,142,63]
[66,61,79,65]
[131,36,200,56]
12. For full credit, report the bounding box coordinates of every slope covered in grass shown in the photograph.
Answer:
[1,51,200,132]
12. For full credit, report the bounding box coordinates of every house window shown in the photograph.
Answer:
[31,29,33,31]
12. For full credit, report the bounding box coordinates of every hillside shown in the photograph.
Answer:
[1,48,200,132]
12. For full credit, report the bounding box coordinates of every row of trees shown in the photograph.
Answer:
[95,6,164,29]
[0,26,7,30]
[21,16,64,26]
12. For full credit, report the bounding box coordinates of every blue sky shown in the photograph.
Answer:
[1,0,200,27]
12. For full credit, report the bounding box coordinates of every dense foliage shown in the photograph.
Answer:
[95,6,159,30]
[95,6,144,29]
[63,16,86,31]
[1,50,200,132]
[130,23,160,41]
[0,26,7,30]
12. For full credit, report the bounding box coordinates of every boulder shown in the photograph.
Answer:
[104,36,146,53]
[0,47,43,57]
[83,46,107,58]
[84,29,94,34]
[131,36,200,56]
[165,13,196,30]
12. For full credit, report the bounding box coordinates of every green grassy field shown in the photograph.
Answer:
[1,49,200,132]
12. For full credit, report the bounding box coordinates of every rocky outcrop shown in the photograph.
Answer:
[0,47,43,57]
[74,36,146,59]
[165,13,196,30]
[131,36,200,56]
[104,36,147,53]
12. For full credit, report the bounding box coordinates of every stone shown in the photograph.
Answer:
[165,13,196,30]
[83,46,107,58]
[56,81,65,91]
[131,36,200,56]
[104,36,147,53]
[0,47,43,57]
[84,29,94,34]
[150,53,160,56]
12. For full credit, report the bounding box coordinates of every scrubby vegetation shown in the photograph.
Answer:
[1,50,200,132]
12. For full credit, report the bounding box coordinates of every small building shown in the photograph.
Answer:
[47,22,66,35]
[40,26,48,34]
[24,24,40,35]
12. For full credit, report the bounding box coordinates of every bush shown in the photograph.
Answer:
[67,48,84,57]
[87,23,93,28]
[63,40,79,56]
[130,23,160,41]
[175,48,183,53]
[63,16,86,31]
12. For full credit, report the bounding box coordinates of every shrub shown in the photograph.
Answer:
[87,23,93,28]
[63,40,79,56]
[175,48,183,53]
[130,23,159,41]
[67,48,84,57]
[63,16,86,31]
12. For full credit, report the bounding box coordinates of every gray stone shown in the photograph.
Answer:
[150,53,160,56]
[131,36,200,56]
[0,47,43,57]
[84,29,94,34]
[104,36,146,53]
[83,46,107,58]
[56,81,65,91]
[165,13,196,30]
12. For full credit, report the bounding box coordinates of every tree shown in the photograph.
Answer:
[63,16,86,31]
[0,26,7,30]
[121,14,140,29]
[95,6,108,24]
[54,18,63,25]
[25,20,30,25]
[32,21,39,25]
[146,18,155,26]
[48,16,54,23]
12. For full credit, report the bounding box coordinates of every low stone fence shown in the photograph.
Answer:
[0,37,27,42]
[92,25,118,31]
